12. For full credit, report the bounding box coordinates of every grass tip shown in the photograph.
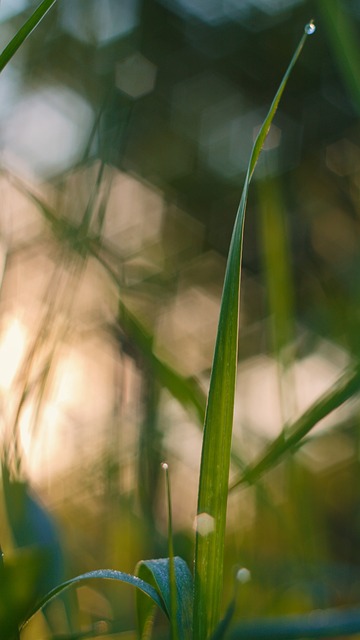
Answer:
[304,19,316,35]
[236,567,251,585]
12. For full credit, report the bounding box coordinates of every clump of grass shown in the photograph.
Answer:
[3,13,360,640]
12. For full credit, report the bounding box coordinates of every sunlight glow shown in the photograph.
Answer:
[0,317,27,390]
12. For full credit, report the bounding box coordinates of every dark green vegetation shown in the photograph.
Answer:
[1,2,360,639]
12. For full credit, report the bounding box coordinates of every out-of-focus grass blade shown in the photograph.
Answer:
[117,300,206,423]
[0,550,45,640]
[257,177,296,424]
[230,363,360,489]
[0,0,57,73]
[136,558,193,640]
[20,569,166,633]
[227,606,360,639]
[193,24,315,640]
[258,178,295,358]
[318,0,360,113]
[8,175,207,424]
[1,462,64,596]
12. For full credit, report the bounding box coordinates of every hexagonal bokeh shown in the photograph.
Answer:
[201,106,301,178]
[59,0,140,45]
[159,0,304,28]
[0,0,28,22]
[171,71,243,141]
[116,53,157,99]
[2,86,94,178]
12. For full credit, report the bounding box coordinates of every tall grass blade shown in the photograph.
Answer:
[0,0,58,73]
[193,23,315,640]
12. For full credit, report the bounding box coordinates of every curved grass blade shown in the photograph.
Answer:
[230,363,360,489]
[0,0,57,73]
[136,558,193,640]
[20,569,165,633]
[193,23,315,640]
[227,606,360,639]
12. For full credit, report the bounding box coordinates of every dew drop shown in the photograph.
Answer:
[236,567,251,584]
[304,20,316,35]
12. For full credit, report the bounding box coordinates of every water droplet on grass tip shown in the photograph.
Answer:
[304,20,316,35]
[236,567,251,584]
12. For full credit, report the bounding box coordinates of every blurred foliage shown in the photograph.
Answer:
[1,0,360,638]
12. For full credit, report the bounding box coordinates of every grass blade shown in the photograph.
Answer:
[162,463,179,640]
[318,0,360,113]
[20,569,166,633]
[0,0,57,73]
[257,177,297,425]
[193,23,315,640]
[230,363,360,489]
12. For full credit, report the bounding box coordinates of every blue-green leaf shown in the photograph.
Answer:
[1,462,64,597]
[136,557,193,640]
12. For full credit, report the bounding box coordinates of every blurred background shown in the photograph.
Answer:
[1,0,360,638]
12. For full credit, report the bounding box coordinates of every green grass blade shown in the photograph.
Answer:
[227,606,360,639]
[230,363,360,489]
[162,463,179,640]
[193,23,315,640]
[257,177,297,425]
[20,569,166,633]
[0,551,45,639]
[318,0,360,113]
[0,0,57,73]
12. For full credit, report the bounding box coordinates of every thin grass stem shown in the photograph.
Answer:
[162,462,179,640]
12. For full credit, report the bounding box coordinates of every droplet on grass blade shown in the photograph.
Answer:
[236,567,251,584]
[193,512,215,536]
[304,20,316,35]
